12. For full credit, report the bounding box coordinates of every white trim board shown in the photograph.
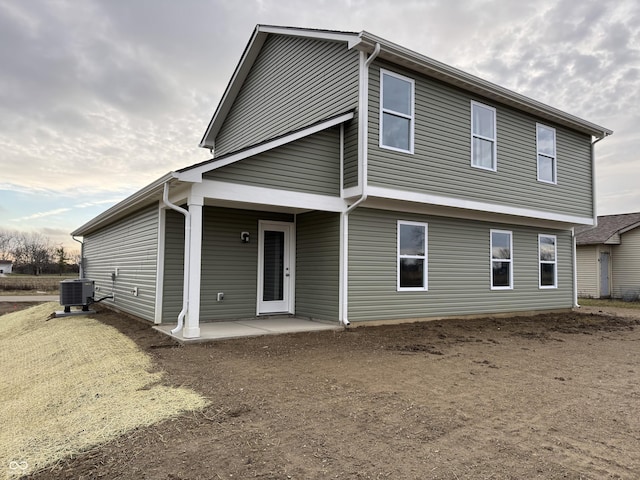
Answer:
[363,186,594,227]
[191,180,347,213]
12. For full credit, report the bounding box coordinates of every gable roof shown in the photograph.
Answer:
[199,24,612,150]
[575,212,640,245]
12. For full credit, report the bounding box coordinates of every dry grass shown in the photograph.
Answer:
[579,297,640,309]
[0,303,209,479]
[0,275,62,293]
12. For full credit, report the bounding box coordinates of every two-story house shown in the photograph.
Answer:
[71,25,612,339]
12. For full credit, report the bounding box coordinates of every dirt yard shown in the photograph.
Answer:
[13,304,640,479]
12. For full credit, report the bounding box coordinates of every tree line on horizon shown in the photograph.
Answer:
[0,229,80,275]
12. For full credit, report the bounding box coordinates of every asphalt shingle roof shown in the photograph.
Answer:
[575,212,640,245]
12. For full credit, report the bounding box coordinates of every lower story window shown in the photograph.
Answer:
[398,221,428,291]
[491,230,513,289]
[539,234,557,288]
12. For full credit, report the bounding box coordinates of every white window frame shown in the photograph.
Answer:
[380,69,415,154]
[471,101,497,171]
[538,234,558,289]
[536,123,557,184]
[397,220,428,291]
[490,229,513,290]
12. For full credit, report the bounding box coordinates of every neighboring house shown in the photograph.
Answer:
[71,25,612,338]
[575,213,640,299]
[0,260,12,275]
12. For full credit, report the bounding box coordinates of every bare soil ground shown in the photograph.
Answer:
[10,304,640,479]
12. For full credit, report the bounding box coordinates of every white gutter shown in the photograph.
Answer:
[341,42,380,327]
[162,183,191,335]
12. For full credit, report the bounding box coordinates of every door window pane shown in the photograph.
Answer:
[263,231,284,301]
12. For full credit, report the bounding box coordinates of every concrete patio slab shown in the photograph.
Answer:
[154,317,341,343]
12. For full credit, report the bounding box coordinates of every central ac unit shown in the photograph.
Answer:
[60,279,95,311]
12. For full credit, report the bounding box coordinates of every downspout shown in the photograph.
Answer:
[72,235,84,279]
[341,42,381,326]
[348,42,380,215]
[572,227,579,308]
[162,182,191,335]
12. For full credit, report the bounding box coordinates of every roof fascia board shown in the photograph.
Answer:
[181,111,354,182]
[356,32,612,138]
[604,234,621,245]
[617,221,640,235]
[257,25,360,47]
[71,172,179,236]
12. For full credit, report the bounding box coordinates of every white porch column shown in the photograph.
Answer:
[183,196,203,338]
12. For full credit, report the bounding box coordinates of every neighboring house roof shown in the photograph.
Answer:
[575,212,640,245]
[199,24,612,149]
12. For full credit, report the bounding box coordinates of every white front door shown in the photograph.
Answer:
[258,221,294,314]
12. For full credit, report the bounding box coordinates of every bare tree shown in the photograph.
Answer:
[0,229,16,261]
[12,232,52,275]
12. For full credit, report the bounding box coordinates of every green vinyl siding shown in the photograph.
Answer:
[205,128,340,196]
[83,205,159,322]
[199,207,293,321]
[367,62,593,219]
[162,209,185,322]
[348,208,573,322]
[214,35,359,158]
[296,211,340,320]
[343,117,359,189]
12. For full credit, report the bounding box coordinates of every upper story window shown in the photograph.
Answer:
[397,221,427,291]
[490,229,512,289]
[471,101,497,171]
[537,124,557,184]
[539,234,557,288]
[380,69,414,154]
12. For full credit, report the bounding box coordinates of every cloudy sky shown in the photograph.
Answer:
[1,0,638,251]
